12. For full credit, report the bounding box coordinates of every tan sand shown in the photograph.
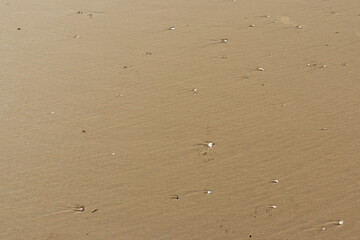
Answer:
[1,0,359,239]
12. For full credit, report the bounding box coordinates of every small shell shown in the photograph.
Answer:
[75,206,85,212]
[207,142,215,148]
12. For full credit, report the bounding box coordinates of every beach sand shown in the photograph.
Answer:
[1,0,359,239]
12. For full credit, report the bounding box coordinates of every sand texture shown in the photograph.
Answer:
[1,0,360,239]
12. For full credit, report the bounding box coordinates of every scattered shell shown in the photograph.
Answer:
[172,195,179,199]
[249,24,255,27]
[321,227,326,231]
[271,179,279,183]
[269,205,277,209]
[221,39,229,43]
[257,67,264,71]
[205,190,212,194]
[338,220,344,225]
[320,128,327,131]
[91,208,98,213]
[112,153,116,156]
[74,206,85,212]
[169,26,175,30]
[296,25,302,29]
[192,88,198,93]
[207,142,215,148]
[77,11,83,14]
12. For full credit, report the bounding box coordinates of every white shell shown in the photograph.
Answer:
[207,142,214,148]
[169,26,175,30]
[338,220,344,225]
[257,67,264,71]
[221,39,229,43]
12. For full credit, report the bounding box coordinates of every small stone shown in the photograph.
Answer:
[17,27,21,30]
[77,11,83,14]
[249,24,255,27]
[296,25,302,29]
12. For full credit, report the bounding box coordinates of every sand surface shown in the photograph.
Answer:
[1,0,360,239]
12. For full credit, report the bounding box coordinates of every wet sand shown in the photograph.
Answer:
[1,0,360,239]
